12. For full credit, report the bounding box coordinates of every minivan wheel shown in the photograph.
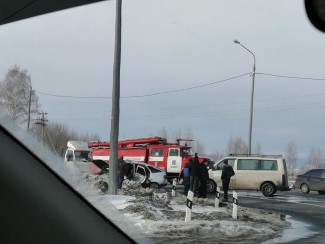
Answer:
[318,191,325,195]
[206,179,216,193]
[261,182,275,197]
[300,183,310,194]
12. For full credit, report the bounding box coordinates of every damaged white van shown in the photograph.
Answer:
[209,154,290,196]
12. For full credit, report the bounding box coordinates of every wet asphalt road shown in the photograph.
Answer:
[206,189,325,244]
[167,184,325,243]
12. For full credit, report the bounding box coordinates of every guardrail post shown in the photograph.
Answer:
[215,187,220,208]
[232,191,238,219]
[172,179,176,197]
[185,190,193,223]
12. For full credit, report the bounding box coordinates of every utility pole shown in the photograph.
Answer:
[27,78,32,131]
[35,112,48,144]
[109,0,122,195]
[34,112,58,154]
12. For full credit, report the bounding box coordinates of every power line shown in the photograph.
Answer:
[123,73,251,98]
[35,91,110,99]
[256,72,325,81]
[34,72,251,99]
[52,100,325,122]
[33,72,325,102]
[35,72,325,100]
[45,90,325,116]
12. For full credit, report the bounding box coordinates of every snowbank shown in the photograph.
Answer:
[103,179,291,243]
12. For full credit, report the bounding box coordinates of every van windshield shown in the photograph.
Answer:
[75,151,90,162]
[216,159,235,170]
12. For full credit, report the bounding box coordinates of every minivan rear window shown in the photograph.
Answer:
[260,160,278,170]
[238,159,278,171]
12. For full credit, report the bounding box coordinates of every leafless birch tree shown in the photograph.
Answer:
[0,65,40,125]
[285,141,297,177]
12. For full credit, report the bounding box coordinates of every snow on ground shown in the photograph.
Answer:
[69,166,313,243]
[102,179,291,244]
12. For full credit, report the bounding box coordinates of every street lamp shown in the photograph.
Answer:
[234,39,256,155]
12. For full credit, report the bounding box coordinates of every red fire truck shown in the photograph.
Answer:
[88,136,211,181]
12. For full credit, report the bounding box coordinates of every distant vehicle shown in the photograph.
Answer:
[64,141,91,172]
[209,154,290,196]
[293,169,325,195]
[88,136,211,181]
[92,159,168,189]
[65,141,91,162]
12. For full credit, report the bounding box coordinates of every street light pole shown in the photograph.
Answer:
[234,39,256,155]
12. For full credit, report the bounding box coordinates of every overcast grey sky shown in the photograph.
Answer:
[1,0,325,161]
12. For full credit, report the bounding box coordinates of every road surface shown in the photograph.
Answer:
[207,189,325,243]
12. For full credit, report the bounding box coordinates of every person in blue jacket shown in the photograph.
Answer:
[183,158,192,196]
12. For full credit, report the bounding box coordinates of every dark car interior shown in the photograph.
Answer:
[0,1,136,243]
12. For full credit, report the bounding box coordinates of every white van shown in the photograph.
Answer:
[64,141,91,172]
[208,154,290,196]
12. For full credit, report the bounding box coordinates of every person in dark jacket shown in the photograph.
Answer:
[198,159,209,198]
[118,156,126,189]
[189,153,200,192]
[221,160,235,202]
[183,159,192,196]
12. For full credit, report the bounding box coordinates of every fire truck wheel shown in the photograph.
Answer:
[149,182,159,190]
[206,179,216,193]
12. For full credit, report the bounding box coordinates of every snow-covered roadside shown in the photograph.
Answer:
[69,166,314,244]
[102,179,291,244]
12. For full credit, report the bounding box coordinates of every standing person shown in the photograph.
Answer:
[118,156,125,189]
[189,153,200,193]
[198,159,209,198]
[183,158,192,196]
[221,160,235,202]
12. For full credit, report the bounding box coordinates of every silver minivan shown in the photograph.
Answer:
[209,154,290,196]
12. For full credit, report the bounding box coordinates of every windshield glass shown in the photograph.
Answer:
[181,148,193,156]
[75,151,90,161]
[1,1,325,243]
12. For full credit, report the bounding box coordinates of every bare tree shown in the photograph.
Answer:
[171,128,183,142]
[285,141,297,177]
[254,143,262,154]
[191,140,205,156]
[226,136,248,155]
[0,65,40,125]
[209,150,225,162]
[307,147,324,169]
[32,121,100,157]
[158,127,168,139]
